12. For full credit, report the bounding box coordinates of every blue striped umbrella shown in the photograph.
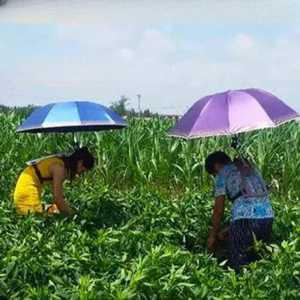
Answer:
[17,101,127,133]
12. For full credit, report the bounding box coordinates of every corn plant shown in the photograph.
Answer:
[0,110,299,299]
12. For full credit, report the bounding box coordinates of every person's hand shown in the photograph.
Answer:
[65,205,77,216]
[70,206,78,216]
[46,204,60,214]
[58,201,76,216]
[207,232,217,252]
[218,227,229,241]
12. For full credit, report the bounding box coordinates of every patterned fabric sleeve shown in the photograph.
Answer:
[214,172,226,198]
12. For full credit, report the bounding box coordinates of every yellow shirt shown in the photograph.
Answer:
[14,157,65,214]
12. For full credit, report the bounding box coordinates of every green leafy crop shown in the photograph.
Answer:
[0,111,299,299]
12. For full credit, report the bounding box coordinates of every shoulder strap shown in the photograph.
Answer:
[233,157,269,198]
[28,153,67,184]
[26,153,66,166]
[32,164,51,184]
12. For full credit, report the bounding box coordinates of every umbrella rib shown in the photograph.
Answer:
[251,95,275,125]
[17,101,127,133]
[243,89,298,125]
[188,97,212,137]
[75,101,81,124]
[226,91,230,135]
[169,88,299,139]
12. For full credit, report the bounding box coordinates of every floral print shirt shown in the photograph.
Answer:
[214,163,274,221]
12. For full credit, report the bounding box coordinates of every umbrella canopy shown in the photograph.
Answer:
[17,101,127,133]
[169,88,299,139]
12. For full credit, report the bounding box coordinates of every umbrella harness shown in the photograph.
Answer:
[229,135,269,202]
[32,164,51,184]
[229,158,269,203]
[26,153,67,184]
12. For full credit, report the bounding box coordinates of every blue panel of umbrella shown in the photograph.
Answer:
[17,101,127,133]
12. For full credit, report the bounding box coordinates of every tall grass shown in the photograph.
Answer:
[0,110,299,299]
[2,112,300,197]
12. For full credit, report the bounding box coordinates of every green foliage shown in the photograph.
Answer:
[110,96,129,116]
[0,110,299,299]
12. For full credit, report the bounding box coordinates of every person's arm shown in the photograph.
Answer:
[50,164,73,215]
[210,196,225,236]
[207,196,225,251]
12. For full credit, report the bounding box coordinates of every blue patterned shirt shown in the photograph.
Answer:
[214,164,274,221]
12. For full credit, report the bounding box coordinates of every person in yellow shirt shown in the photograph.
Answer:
[14,147,95,216]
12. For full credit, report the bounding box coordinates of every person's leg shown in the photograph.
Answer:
[242,218,273,264]
[229,218,273,271]
[250,218,273,243]
[16,204,43,215]
[14,180,43,215]
[229,219,256,272]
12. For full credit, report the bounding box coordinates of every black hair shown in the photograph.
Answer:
[63,147,95,180]
[205,151,231,175]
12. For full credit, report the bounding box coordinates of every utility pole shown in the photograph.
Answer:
[137,94,141,117]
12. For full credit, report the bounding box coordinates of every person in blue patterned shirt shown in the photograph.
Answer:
[205,151,274,271]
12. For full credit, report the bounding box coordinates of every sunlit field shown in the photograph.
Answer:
[0,109,299,299]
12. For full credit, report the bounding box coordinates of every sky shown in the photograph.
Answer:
[0,0,300,114]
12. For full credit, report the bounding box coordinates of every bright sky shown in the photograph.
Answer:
[0,0,300,114]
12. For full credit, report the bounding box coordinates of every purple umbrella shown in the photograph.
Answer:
[169,88,299,139]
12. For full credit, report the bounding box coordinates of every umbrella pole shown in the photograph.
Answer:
[231,135,243,158]
[72,132,80,150]
[231,135,239,150]
[231,134,254,163]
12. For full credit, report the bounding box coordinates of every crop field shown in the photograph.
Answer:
[0,109,299,299]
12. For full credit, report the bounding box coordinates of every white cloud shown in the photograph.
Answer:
[228,34,256,57]
[2,27,300,113]
[138,29,175,55]
[118,48,135,62]
[1,0,300,27]
[1,1,300,114]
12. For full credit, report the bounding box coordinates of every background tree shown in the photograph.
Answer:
[110,95,129,116]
